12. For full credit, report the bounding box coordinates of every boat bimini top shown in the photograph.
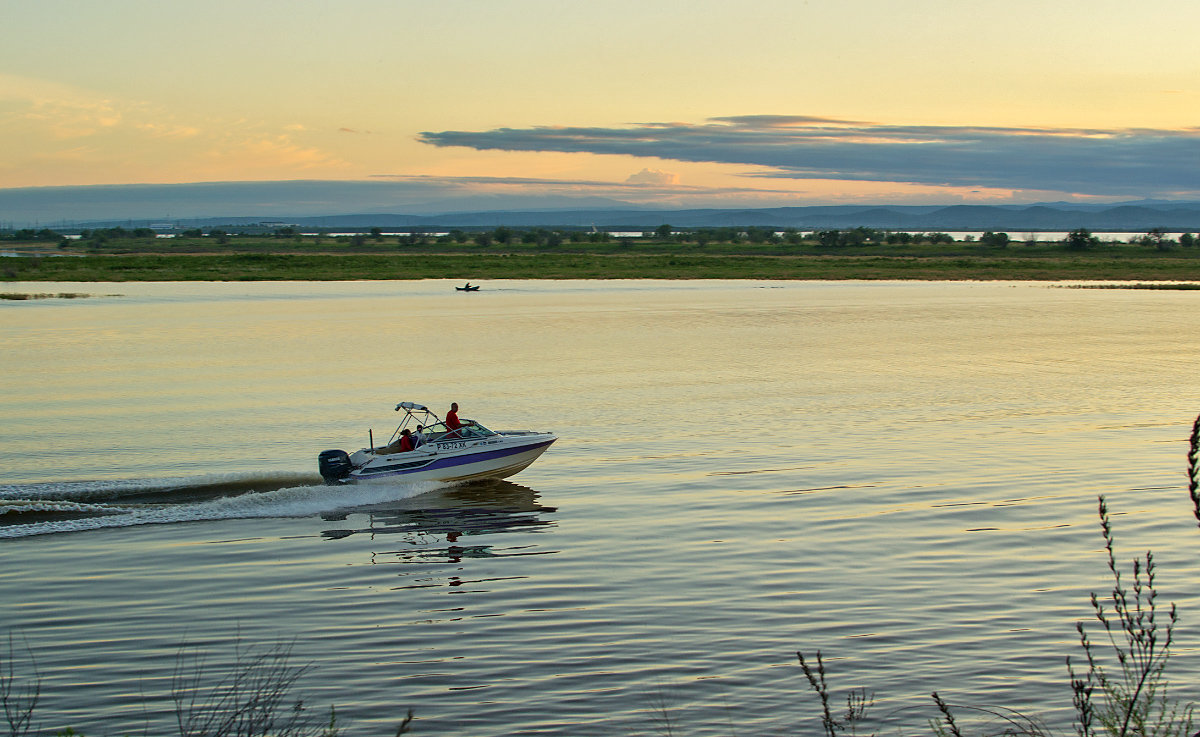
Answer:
[381,401,496,452]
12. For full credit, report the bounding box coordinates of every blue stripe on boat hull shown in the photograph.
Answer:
[351,438,555,483]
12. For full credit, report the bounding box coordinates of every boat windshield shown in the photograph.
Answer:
[421,419,495,441]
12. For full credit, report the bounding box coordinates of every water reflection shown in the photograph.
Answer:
[321,480,558,569]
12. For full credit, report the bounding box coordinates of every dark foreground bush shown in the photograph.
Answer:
[1,637,413,737]
[800,415,1200,737]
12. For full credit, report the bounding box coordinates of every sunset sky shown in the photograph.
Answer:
[4,0,1200,211]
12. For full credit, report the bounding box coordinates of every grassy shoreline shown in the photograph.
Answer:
[4,251,1200,282]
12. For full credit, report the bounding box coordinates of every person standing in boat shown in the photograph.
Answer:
[412,424,425,449]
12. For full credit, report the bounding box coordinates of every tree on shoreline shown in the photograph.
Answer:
[979,231,1010,248]
[1066,228,1100,251]
[1137,228,1174,251]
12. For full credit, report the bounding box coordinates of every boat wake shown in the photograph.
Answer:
[0,472,446,539]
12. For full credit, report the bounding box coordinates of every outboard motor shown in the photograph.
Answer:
[318,449,353,485]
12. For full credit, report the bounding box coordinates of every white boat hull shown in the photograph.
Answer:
[343,433,556,485]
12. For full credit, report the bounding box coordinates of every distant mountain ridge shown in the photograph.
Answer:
[4,180,1200,230]
[266,203,1200,231]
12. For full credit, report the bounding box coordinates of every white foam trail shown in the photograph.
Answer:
[0,471,320,502]
[0,499,127,515]
[0,479,446,539]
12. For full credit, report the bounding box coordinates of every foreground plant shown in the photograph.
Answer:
[1187,415,1200,530]
[1,633,40,737]
[797,651,873,737]
[801,413,1200,737]
[1,632,414,737]
[170,638,412,737]
[1066,496,1194,737]
[172,639,318,737]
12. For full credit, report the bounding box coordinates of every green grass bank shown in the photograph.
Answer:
[5,231,1200,281]
[6,251,1200,282]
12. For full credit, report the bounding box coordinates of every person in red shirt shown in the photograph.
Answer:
[384,428,415,454]
[446,402,462,435]
[398,428,415,452]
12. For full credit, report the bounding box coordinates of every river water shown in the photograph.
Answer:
[2,279,1198,736]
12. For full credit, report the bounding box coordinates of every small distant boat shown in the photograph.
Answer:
[456,282,480,292]
[318,402,556,485]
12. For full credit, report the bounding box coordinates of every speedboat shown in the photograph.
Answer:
[318,402,556,485]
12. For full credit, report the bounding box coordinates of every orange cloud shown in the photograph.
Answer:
[625,168,680,186]
[210,135,348,172]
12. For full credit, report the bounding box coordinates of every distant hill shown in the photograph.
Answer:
[4,180,1200,231]
[315,204,1200,231]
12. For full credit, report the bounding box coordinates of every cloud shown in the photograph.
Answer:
[625,168,679,186]
[0,74,136,140]
[213,135,347,171]
[420,116,1200,198]
[136,122,201,139]
[368,173,793,198]
[0,73,356,182]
